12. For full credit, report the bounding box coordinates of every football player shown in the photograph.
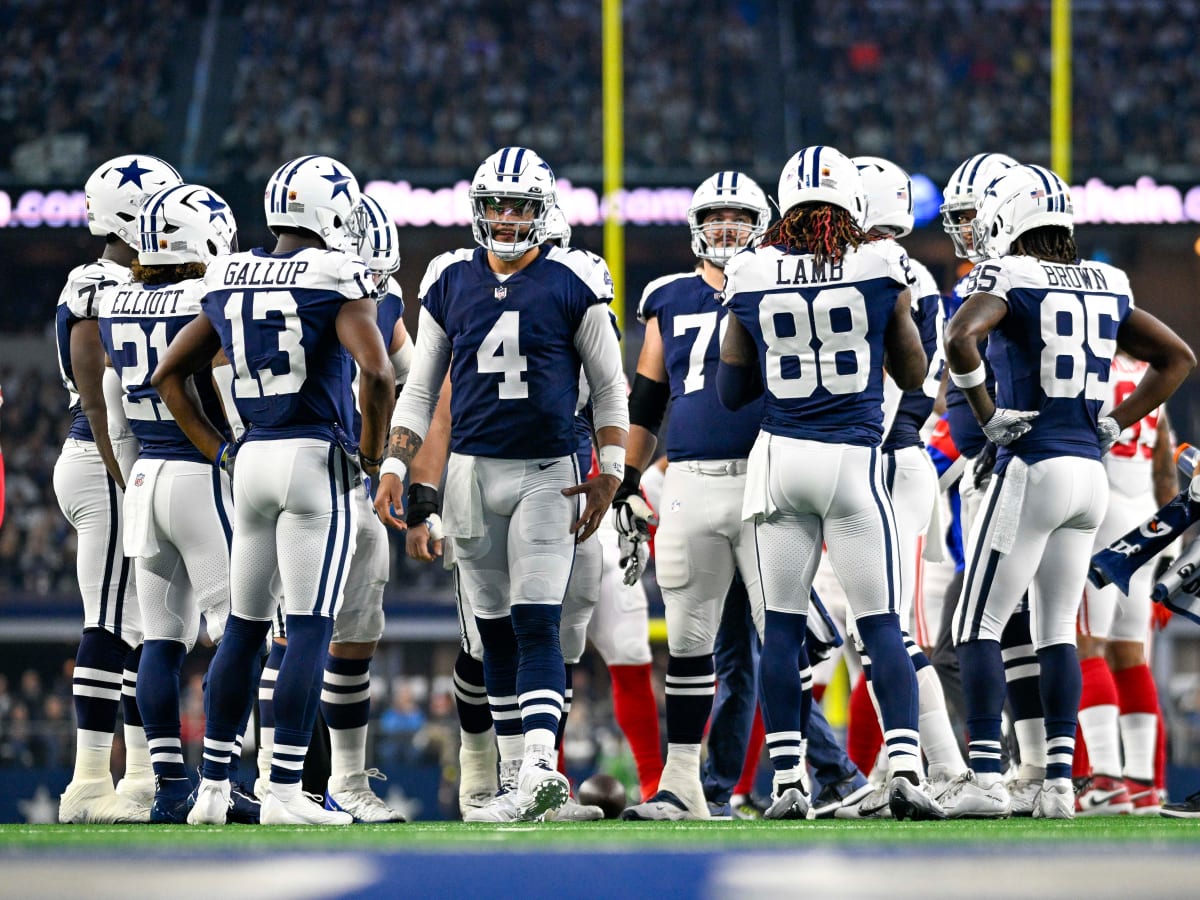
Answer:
[98,183,238,823]
[946,164,1194,818]
[718,145,942,821]
[934,152,1051,816]
[253,193,414,823]
[154,155,395,826]
[616,171,772,822]
[1075,352,1175,814]
[374,147,628,822]
[53,155,182,824]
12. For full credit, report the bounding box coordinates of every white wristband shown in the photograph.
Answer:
[950,363,987,390]
[379,457,408,483]
[598,444,626,479]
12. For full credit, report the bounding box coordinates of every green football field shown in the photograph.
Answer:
[1,815,1197,849]
[3,818,1198,899]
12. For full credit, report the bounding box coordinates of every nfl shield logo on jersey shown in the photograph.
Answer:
[494,286,507,300]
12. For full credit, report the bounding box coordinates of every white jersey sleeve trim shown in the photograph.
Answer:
[575,303,629,433]
[418,249,475,301]
[390,306,450,440]
[637,272,696,323]
[546,246,615,301]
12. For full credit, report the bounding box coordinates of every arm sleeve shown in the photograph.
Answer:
[390,306,451,439]
[575,303,629,433]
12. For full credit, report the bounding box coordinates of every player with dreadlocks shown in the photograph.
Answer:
[715,145,943,820]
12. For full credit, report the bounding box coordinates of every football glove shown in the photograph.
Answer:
[216,441,237,482]
[972,441,998,492]
[1097,416,1121,455]
[612,492,657,587]
[982,408,1038,446]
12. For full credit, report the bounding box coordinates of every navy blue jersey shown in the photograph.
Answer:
[376,282,405,345]
[639,271,763,460]
[963,255,1133,472]
[202,247,372,448]
[943,274,993,458]
[420,245,613,459]
[99,279,227,462]
[883,256,942,452]
[722,242,911,446]
[55,259,131,440]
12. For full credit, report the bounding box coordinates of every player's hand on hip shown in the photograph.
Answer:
[982,408,1038,446]
[1096,415,1122,455]
[374,473,408,531]
[563,473,620,543]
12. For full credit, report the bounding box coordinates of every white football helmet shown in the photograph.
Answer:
[264,155,363,252]
[687,171,770,266]
[85,155,182,249]
[138,184,238,266]
[853,156,914,237]
[940,152,1019,260]
[543,205,572,247]
[469,146,556,260]
[972,164,1074,260]
[356,194,401,293]
[777,145,866,224]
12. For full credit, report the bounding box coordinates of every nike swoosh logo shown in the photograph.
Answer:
[1079,790,1125,808]
[538,461,557,470]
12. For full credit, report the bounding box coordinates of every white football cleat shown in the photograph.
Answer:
[1005,776,1043,817]
[543,796,604,821]
[940,773,1012,819]
[261,791,353,825]
[59,777,150,824]
[833,782,892,819]
[324,769,405,823]
[764,785,810,820]
[1033,780,1076,819]
[888,775,947,821]
[516,755,570,820]
[463,789,525,823]
[620,789,706,821]
[114,775,156,809]
[459,743,499,814]
[187,779,231,825]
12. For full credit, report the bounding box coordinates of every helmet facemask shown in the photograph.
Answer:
[471,194,549,261]
[689,206,763,267]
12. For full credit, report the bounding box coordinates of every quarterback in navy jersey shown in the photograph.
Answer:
[98,183,239,823]
[375,147,628,822]
[617,171,774,822]
[718,145,942,821]
[946,164,1194,819]
[153,155,394,827]
[53,154,182,825]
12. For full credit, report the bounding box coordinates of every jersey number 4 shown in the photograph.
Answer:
[477,310,529,399]
[224,291,307,398]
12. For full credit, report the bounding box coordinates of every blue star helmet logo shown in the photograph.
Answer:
[198,192,229,224]
[115,158,152,188]
[321,164,354,202]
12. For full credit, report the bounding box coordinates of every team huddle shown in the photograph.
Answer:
[50,143,1198,826]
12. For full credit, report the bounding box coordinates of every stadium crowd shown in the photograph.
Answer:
[5,1,1200,185]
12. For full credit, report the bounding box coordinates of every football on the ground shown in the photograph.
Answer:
[578,773,628,819]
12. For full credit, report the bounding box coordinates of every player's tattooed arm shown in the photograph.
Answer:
[385,426,424,467]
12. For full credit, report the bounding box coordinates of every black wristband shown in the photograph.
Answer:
[612,465,643,503]
[406,482,440,526]
[359,450,384,469]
